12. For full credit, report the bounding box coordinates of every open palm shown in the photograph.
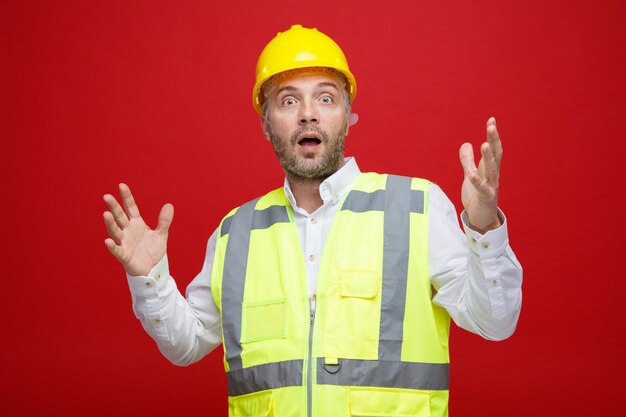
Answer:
[103,183,173,276]
[458,117,503,233]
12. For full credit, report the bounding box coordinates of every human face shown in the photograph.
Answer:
[263,72,348,181]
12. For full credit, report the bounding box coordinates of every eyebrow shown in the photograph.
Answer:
[317,82,339,91]
[275,82,340,96]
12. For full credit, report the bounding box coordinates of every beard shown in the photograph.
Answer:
[268,122,347,181]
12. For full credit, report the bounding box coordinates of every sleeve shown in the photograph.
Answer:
[126,229,222,365]
[428,184,523,341]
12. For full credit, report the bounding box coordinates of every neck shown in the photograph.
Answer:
[285,159,346,214]
[286,174,326,214]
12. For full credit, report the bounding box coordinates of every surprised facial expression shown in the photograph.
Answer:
[263,72,349,181]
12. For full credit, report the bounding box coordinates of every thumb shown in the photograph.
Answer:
[459,142,476,176]
[156,203,174,235]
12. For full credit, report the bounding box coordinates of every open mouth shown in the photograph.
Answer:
[298,137,322,146]
[297,131,323,147]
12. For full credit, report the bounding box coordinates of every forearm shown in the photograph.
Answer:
[127,251,222,365]
[436,214,522,340]
[429,185,523,340]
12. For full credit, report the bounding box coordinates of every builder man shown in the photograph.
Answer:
[103,25,522,417]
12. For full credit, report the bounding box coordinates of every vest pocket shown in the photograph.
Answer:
[241,299,286,343]
[341,269,379,298]
[324,269,381,359]
[349,388,431,417]
[232,390,275,417]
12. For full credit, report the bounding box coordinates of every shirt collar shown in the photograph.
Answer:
[283,157,361,208]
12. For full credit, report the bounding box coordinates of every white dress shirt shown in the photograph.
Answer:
[126,158,523,366]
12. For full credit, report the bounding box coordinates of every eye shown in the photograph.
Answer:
[281,97,297,106]
[320,95,334,104]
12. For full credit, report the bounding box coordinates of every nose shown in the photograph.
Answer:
[299,99,319,125]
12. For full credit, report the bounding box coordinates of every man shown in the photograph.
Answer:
[103,25,522,417]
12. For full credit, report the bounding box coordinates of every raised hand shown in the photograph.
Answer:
[458,117,503,233]
[103,183,173,276]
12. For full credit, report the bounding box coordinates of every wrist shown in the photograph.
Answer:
[468,217,501,234]
[466,206,503,233]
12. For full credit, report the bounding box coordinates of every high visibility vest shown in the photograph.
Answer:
[211,173,451,417]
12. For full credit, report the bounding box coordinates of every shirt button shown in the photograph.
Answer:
[308,254,315,262]
[155,273,161,280]
[153,318,161,324]
[145,281,152,287]
[310,293,316,301]
[491,280,498,286]
[470,237,477,245]
[310,217,317,224]
[481,242,490,249]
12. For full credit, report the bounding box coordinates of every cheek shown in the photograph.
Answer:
[270,115,297,136]
[325,110,348,132]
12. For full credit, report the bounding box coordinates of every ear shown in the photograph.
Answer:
[345,112,358,137]
[348,112,359,128]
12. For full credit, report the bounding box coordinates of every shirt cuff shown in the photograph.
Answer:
[461,209,509,258]
[126,255,169,296]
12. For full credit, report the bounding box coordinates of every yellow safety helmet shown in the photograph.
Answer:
[253,24,357,114]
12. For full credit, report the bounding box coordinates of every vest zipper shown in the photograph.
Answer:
[307,297,315,417]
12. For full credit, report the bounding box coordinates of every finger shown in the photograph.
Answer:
[104,238,123,261]
[480,142,499,187]
[156,203,174,235]
[103,211,123,244]
[486,117,503,165]
[119,183,141,219]
[459,142,477,176]
[468,169,491,195]
[103,194,129,228]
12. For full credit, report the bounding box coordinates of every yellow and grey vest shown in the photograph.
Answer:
[211,173,451,417]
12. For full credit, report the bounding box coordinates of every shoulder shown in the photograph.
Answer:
[216,186,287,235]
[357,172,433,191]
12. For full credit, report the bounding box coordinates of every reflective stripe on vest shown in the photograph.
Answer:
[379,175,412,361]
[341,188,425,214]
[220,174,447,397]
[227,359,304,396]
[220,204,291,237]
[221,202,291,372]
[221,198,259,371]
[317,358,449,390]
[225,357,449,396]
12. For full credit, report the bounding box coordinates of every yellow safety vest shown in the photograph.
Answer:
[211,173,451,417]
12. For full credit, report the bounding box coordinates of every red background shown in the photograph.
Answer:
[3,0,625,415]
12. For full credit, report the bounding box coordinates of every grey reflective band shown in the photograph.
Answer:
[221,198,259,371]
[221,205,290,237]
[341,189,424,214]
[253,205,290,231]
[227,359,304,396]
[342,189,385,212]
[317,358,449,390]
[220,216,232,237]
[410,189,424,214]
[379,175,412,361]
